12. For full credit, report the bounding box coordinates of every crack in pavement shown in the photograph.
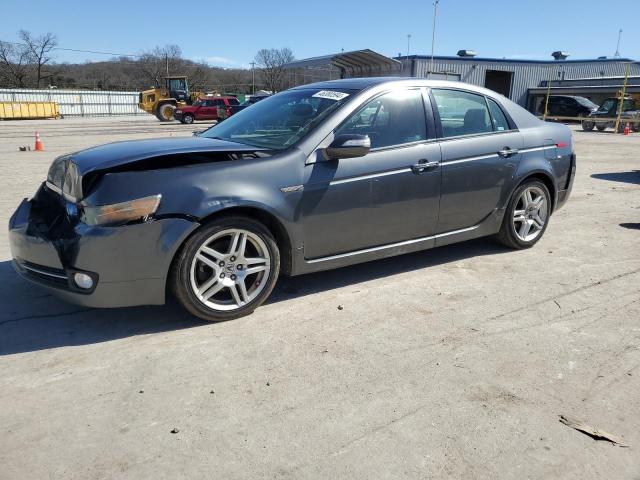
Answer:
[0,308,95,327]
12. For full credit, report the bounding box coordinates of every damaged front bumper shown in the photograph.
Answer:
[8,184,198,308]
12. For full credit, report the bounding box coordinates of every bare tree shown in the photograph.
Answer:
[0,41,31,87]
[20,30,57,87]
[138,45,183,86]
[254,48,294,93]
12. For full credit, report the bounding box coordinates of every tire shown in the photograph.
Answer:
[596,124,607,132]
[170,216,280,322]
[155,103,175,122]
[581,120,595,131]
[497,180,551,249]
[182,113,194,124]
[632,122,640,133]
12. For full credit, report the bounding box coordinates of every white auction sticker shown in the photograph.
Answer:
[312,90,350,101]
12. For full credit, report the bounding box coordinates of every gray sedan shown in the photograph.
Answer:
[9,78,575,321]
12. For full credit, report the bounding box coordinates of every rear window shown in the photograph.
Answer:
[432,89,492,137]
[226,98,240,106]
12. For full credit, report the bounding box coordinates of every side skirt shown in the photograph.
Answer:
[290,210,504,276]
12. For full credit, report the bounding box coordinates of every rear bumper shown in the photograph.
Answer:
[556,153,576,210]
[9,194,198,308]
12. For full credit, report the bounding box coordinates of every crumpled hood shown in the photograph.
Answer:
[68,136,267,175]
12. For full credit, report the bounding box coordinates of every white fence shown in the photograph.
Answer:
[0,89,144,117]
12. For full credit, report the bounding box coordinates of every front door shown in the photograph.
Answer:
[302,88,441,260]
[431,88,523,233]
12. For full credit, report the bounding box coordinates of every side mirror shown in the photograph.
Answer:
[325,134,371,160]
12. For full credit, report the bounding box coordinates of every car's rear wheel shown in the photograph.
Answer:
[581,120,595,131]
[182,113,194,124]
[171,216,280,322]
[497,180,551,249]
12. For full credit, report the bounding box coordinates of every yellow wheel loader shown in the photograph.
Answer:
[138,76,204,121]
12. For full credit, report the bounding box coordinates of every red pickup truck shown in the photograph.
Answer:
[174,96,239,124]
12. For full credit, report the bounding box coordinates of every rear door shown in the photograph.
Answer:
[431,88,523,234]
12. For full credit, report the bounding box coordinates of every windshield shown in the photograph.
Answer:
[598,99,616,113]
[200,88,355,150]
[575,97,597,109]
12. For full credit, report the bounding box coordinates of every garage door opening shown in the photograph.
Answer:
[485,70,513,97]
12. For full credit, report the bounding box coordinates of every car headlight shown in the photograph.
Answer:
[82,194,162,226]
[175,110,182,114]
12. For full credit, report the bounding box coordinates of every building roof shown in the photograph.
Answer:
[283,49,402,73]
[397,55,638,65]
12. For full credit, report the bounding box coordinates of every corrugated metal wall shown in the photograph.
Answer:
[0,89,143,116]
[400,58,640,107]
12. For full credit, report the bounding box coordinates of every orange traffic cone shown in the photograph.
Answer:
[34,132,44,151]
[623,122,630,135]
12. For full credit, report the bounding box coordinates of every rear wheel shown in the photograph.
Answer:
[497,180,551,249]
[596,124,607,132]
[155,103,175,122]
[171,216,280,322]
[581,120,595,131]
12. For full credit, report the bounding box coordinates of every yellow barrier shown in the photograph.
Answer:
[0,101,60,120]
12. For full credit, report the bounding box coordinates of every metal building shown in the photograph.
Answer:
[397,54,640,107]
[284,50,639,110]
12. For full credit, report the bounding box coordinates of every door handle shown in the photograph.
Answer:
[411,159,439,174]
[498,147,519,158]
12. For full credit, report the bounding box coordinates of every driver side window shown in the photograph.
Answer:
[335,89,427,149]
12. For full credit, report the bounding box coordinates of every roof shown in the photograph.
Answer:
[291,77,405,90]
[283,49,401,73]
[397,55,638,65]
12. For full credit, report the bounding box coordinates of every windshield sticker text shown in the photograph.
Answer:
[312,91,350,101]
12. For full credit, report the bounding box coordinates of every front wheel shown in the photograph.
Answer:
[156,103,175,122]
[497,180,551,249]
[171,217,280,322]
[182,113,194,124]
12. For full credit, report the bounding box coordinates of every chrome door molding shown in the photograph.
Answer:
[306,225,479,263]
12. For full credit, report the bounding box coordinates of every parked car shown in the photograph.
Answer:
[581,96,640,132]
[9,78,575,322]
[221,93,272,120]
[174,96,239,124]
[539,95,598,119]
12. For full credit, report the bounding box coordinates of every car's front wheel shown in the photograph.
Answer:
[171,216,280,322]
[497,180,551,249]
[182,113,194,124]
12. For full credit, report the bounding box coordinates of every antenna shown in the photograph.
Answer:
[614,29,622,58]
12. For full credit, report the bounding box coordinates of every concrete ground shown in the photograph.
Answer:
[0,116,639,479]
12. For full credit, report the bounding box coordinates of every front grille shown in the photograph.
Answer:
[19,260,69,289]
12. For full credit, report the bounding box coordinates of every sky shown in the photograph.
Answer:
[1,0,638,68]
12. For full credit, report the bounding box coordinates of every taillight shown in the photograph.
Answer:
[556,142,568,148]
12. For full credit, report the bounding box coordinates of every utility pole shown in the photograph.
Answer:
[429,0,440,77]
[250,61,255,94]
[165,53,169,76]
[614,29,622,58]
[407,34,412,57]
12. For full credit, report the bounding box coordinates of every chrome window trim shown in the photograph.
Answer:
[45,181,77,203]
[307,225,479,263]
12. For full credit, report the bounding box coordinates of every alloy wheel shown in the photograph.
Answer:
[189,229,271,311]
[512,186,548,242]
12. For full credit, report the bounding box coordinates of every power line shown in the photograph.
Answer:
[0,39,140,57]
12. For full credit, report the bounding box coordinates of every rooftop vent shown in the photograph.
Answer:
[552,51,569,61]
[457,49,477,57]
